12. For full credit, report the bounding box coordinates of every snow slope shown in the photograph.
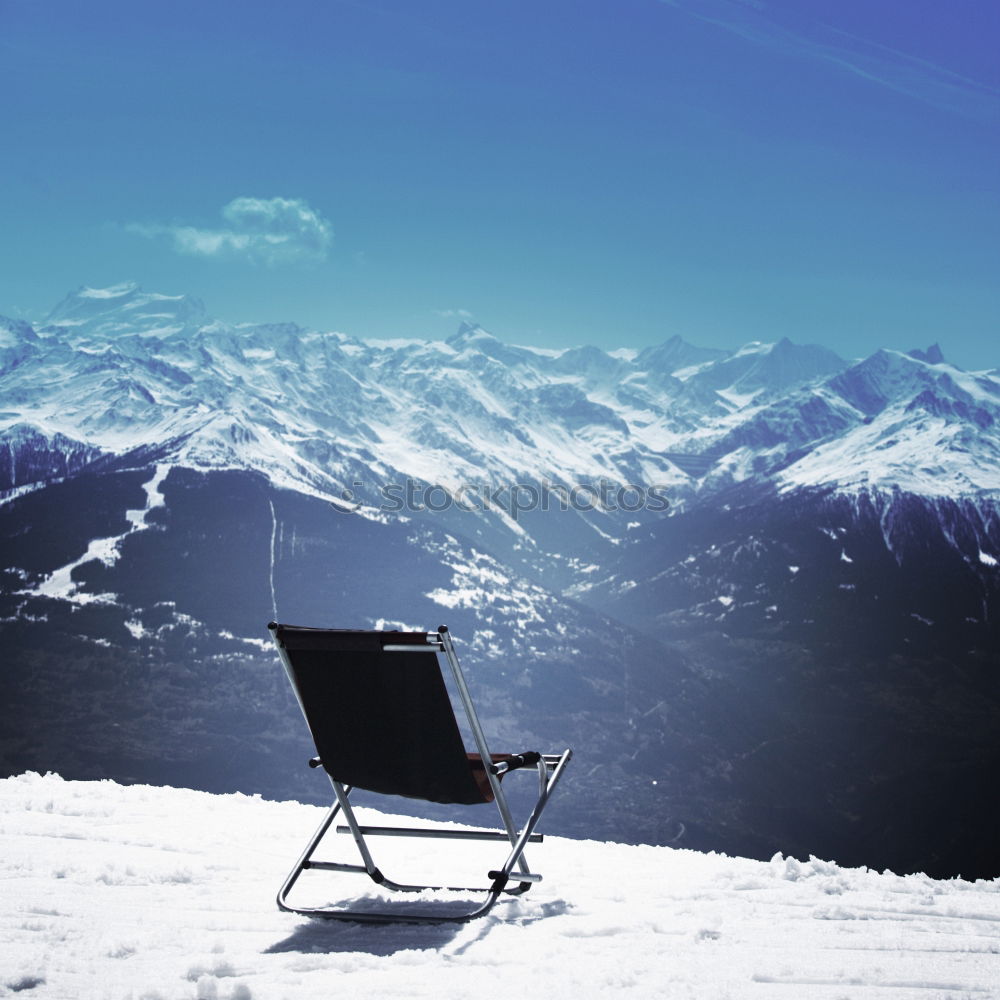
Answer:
[2,772,998,1000]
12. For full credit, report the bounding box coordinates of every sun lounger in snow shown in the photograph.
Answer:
[268,622,572,923]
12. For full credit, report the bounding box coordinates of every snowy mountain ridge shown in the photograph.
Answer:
[3,284,998,521]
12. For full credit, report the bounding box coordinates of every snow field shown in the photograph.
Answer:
[1,772,998,1000]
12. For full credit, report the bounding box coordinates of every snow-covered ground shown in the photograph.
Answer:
[2,772,998,1000]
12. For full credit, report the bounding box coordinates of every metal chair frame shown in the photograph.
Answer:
[270,623,572,924]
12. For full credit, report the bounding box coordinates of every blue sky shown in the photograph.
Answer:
[1,0,997,367]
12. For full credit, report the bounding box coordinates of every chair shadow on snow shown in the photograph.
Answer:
[265,897,572,956]
[265,913,461,957]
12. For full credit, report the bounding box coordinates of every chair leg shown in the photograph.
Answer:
[488,748,572,891]
[331,780,385,883]
[276,792,345,913]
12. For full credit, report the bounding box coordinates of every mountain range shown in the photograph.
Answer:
[2,283,998,878]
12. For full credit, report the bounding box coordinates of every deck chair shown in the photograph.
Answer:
[269,622,572,923]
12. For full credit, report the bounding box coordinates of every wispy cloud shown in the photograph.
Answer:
[657,0,1000,121]
[128,197,333,265]
[434,308,474,320]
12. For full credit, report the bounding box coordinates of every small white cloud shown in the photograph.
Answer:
[128,197,332,265]
[434,308,474,319]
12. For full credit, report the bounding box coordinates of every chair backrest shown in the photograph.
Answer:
[271,624,490,805]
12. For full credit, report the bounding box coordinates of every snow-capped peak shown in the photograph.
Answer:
[43,283,209,340]
[447,320,495,345]
[907,343,947,365]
